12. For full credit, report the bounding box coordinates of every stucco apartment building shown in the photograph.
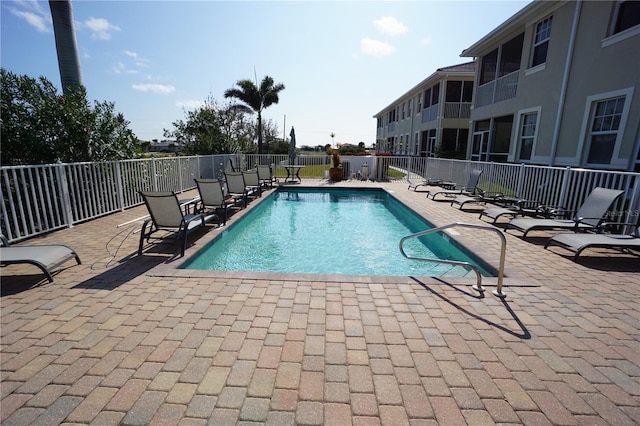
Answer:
[374,0,640,172]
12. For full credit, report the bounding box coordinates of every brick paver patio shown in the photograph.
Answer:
[1,180,639,425]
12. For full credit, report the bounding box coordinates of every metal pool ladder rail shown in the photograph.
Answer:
[399,222,507,298]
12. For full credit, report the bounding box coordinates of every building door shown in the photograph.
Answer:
[471,130,490,161]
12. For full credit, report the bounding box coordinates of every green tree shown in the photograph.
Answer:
[164,96,254,155]
[224,75,285,155]
[1,69,139,165]
[261,119,286,154]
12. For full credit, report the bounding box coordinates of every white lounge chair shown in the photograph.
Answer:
[1,234,81,282]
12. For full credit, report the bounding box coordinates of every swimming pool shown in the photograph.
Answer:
[181,188,493,277]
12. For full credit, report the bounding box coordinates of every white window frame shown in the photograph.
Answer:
[603,0,640,47]
[530,16,553,68]
[577,87,634,169]
[514,107,541,162]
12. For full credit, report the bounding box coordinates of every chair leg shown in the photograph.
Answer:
[138,220,152,256]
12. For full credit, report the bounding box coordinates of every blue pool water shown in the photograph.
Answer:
[181,188,493,277]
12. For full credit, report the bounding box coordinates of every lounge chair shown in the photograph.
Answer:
[544,226,640,260]
[224,172,251,208]
[479,199,547,224]
[407,176,445,192]
[242,169,262,198]
[426,169,483,201]
[257,164,278,188]
[0,234,81,282]
[138,191,212,257]
[194,178,237,226]
[506,187,624,238]
[451,188,507,210]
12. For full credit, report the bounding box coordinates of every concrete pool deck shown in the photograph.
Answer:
[1,180,639,425]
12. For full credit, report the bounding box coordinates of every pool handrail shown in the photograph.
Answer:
[399,222,507,298]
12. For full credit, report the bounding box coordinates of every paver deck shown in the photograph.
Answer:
[1,180,639,425]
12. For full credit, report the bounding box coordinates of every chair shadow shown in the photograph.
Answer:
[1,273,53,296]
[73,252,169,291]
[73,227,214,291]
[410,276,531,340]
[570,253,640,272]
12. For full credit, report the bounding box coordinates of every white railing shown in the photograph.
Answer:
[475,70,519,107]
[2,154,639,242]
[443,102,472,119]
[421,104,438,123]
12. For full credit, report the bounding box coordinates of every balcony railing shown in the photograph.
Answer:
[421,104,438,123]
[475,70,519,107]
[2,155,639,242]
[444,102,472,119]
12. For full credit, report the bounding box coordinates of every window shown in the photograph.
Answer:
[587,96,625,164]
[431,83,440,106]
[462,81,473,102]
[417,94,422,111]
[500,33,524,77]
[408,99,412,116]
[402,102,406,120]
[614,1,640,34]
[446,81,462,102]
[480,49,498,85]
[532,16,552,67]
[518,112,538,161]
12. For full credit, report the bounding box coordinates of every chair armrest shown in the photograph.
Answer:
[596,222,640,233]
[540,206,574,219]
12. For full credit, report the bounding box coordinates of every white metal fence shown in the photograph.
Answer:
[2,154,639,242]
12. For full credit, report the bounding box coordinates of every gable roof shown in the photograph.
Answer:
[373,61,476,117]
[461,0,561,57]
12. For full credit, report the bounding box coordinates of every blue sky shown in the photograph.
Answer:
[2,0,531,147]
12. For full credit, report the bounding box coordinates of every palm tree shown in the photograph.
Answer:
[224,76,285,154]
[49,0,83,95]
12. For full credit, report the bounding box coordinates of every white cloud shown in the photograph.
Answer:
[360,38,396,57]
[132,84,176,94]
[176,100,205,110]
[373,16,407,36]
[421,37,433,46]
[113,62,138,75]
[124,50,149,67]
[11,9,50,33]
[84,17,120,40]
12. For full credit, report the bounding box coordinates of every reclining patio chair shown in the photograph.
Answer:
[450,188,508,210]
[478,198,547,224]
[194,178,237,226]
[242,169,262,198]
[257,164,278,188]
[407,176,445,192]
[224,172,250,208]
[0,234,81,282]
[506,187,624,238]
[138,191,212,257]
[426,169,483,201]
[544,224,640,261]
